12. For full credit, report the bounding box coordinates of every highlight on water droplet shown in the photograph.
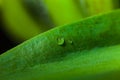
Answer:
[68,40,73,44]
[57,37,65,46]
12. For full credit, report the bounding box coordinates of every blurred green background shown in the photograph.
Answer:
[0,0,120,54]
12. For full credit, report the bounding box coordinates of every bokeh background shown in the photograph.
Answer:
[0,0,120,54]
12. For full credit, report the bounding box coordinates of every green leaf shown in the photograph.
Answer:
[1,10,120,80]
[0,0,2,6]
[43,0,82,26]
[3,0,50,41]
[85,0,113,16]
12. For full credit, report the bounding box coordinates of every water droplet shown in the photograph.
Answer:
[68,40,73,44]
[57,38,65,46]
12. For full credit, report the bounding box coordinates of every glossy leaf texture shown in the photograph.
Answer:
[0,10,120,80]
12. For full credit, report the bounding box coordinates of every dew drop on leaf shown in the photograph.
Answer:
[68,40,73,44]
[57,37,65,46]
